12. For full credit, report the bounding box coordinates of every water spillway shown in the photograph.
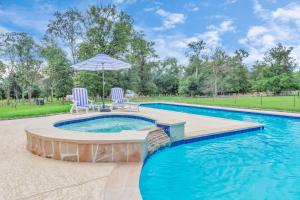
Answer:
[146,128,170,154]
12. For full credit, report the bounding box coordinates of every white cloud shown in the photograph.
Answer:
[253,0,269,19]
[143,20,235,64]
[246,26,268,38]
[184,3,199,11]
[153,36,189,63]
[225,0,238,5]
[272,3,300,24]
[240,1,300,65]
[207,20,235,32]
[200,20,235,48]
[0,25,9,34]
[112,0,136,5]
[0,6,51,34]
[144,7,157,12]
[199,31,220,48]
[154,9,185,31]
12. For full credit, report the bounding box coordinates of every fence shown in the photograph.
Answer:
[153,91,300,111]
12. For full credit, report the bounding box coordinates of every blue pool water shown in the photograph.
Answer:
[56,116,155,133]
[140,103,300,200]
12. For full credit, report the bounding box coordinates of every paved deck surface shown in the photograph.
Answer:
[140,106,262,138]
[0,105,265,200]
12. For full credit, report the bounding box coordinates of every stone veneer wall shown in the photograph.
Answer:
[26,131,147,162]
[146,128,170,154]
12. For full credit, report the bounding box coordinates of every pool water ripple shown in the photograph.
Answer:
[140,103,300,200]
[57,116,155,133]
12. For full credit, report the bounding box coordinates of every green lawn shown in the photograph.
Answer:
[0,101,71,119]
[1,96,300,119]
[134,95,300,112]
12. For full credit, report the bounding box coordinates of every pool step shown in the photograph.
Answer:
[146,128,170,154]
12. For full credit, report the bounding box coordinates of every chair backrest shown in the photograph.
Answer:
[72,88,89,106]
[111,87,124,103]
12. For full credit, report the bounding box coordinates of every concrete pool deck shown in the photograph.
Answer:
[140,105,263,139]
[0,103,284,200]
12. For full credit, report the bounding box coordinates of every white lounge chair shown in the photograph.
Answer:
[70,88,96,113]
[111,87,139,111]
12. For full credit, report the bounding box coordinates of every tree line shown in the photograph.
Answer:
[0,5,299,103]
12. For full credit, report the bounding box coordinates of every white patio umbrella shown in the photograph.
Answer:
[71,53,132,110]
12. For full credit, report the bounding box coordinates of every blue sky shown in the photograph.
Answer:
[0,0,300,65]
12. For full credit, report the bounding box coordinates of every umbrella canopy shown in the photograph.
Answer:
[71,53,132,110]
[71,54,131,71]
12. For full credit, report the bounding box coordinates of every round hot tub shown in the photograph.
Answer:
[25,114,161,163]
[54,115,156,134]
[25,113,184,163]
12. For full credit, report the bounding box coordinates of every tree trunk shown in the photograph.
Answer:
[6,88,10,105]
[140,58,145,95]
[14,87,18,102]
[50,87,54,102]
[214,76,217,97]
[21,86,25,103]
[61,96,65,105]
[212,64,218,97]
[28,86,32,103]
[71,44,76,64]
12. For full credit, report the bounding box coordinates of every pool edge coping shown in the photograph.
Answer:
[140,101,300,119]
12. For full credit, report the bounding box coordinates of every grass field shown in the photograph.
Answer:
[0,101,71,119]
[134,95,300,112]
[1,95,300,119]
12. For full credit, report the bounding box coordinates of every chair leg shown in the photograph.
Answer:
[70,105,74,113]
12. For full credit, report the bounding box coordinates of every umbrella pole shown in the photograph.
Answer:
[100,65,111,112]
[102,64,105,108]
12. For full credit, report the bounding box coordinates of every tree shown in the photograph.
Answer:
[0,61,6,100]
[41,40,73,102]
[209,48,227,96]
[75,5,135,97]
[0,61,5,81]
[220,49,250,94]
[186,40,206,79]
[127,31,158,95]
[265,43,296,74]
[0,32,43,102]
[73,71,102,99]
[0,32,23,102]
[154,57,183,95]
[15,33,42,102]
[78,5,133,59]
[251,44,298,94]
[47,8,83,64]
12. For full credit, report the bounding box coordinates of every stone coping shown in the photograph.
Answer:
[25,112,185,144]
[185,125,263,140]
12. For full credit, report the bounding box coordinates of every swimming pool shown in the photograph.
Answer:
[55,115,156,133]
[140,103,300,200]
